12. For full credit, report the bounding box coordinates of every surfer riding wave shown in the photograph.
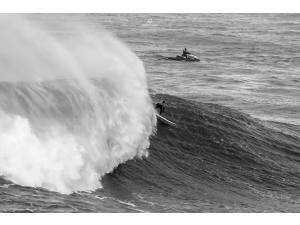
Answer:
[155,100,166,115]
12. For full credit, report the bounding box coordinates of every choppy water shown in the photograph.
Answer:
[95,14,300,125]
[0,14,300,212]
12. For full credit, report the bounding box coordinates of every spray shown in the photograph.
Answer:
[0,14,156,194]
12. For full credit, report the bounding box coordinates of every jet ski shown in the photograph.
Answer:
[166,54,200,62]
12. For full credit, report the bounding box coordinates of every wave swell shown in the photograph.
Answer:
[102,94,300,212]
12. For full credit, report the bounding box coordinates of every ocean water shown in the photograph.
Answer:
[0,14,299,212]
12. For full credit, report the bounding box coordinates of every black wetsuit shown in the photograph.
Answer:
[155,103,165,115]
[182,49,190,58]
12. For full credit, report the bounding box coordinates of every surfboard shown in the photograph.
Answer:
[156,113,176,126]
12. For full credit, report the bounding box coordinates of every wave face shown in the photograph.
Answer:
[101,94,300,212]
[0,15,156,194]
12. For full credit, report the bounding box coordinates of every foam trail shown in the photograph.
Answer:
[0,15,156,194]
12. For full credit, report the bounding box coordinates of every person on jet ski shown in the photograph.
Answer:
[182,48,191,58]
[155,100,166,115]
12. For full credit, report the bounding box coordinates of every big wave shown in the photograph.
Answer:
[0,15,156,194]
[102,94,300,212]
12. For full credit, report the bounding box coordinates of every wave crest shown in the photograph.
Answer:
[0,15,156,194]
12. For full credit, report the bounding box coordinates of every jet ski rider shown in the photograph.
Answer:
[182,48,190,58]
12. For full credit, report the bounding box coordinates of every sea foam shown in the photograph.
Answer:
[0,15,156,194]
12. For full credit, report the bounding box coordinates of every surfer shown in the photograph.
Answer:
[182,48,190,58]
[155,100,166,115]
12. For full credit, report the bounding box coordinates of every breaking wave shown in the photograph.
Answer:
[0,15,156,194]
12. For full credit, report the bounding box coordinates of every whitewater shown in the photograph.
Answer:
[0,14,300,213]
[0,15,156,194]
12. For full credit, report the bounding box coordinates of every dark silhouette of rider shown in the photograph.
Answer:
[155,100,166,115]
[182,48,190,58]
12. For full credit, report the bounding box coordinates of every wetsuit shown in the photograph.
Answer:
[155,103,165,115]
[182,49,191,58]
